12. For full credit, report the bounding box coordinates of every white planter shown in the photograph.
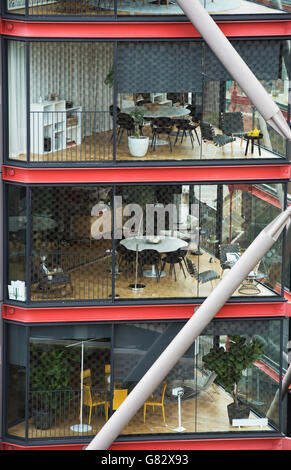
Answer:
[128,136,149,157]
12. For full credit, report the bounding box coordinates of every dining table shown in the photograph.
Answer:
[120,235,188,278]
[121,104,191,120]
[121,104,191,146]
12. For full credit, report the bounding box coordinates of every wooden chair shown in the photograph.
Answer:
[82,384,108,424]
[143,381,167,424]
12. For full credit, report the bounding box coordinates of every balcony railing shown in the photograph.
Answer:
[5,0,115,16]
[28,389,107,439]
[29,110,113,163]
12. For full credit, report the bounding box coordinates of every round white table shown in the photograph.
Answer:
[121,105,190,146]
[120,235,188,277]
[122,105,190,120]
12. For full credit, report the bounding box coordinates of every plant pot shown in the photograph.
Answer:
[227,402,250,425]
[128,136,149,157]
[33,409,54,430]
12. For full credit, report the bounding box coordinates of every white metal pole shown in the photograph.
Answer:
[80,341,84,428]
[86,207,291,450]
[175,0,291,140]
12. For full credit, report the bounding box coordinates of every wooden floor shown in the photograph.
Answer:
[7,382,271,439]
[11,125,281,163]
[30,246,276,302]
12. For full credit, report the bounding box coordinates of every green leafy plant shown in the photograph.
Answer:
[202,335,263,407]
[104,66,114,88]
[129,106,145,138]
[30,344,78,412]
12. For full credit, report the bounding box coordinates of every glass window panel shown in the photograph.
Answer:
[115,39,289,162]
[115,183,283,300]
[6,0,114,16]
[29,41,114,163]
[116,0,291,16]
[6,324,27,438]
[113,318,282,436]
[5,1,291,16]
[30,185,113,302]
[7,185,27,302]
[8,41,27,161]
[27,324,112,439]
[5,319,284,440]
[6,182,285,304]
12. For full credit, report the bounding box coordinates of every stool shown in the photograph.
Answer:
[245,133,263,156]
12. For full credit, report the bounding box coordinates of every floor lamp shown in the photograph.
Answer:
[66,338,97,433]
[172,387,186,432]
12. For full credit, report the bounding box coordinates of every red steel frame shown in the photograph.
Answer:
[1,436,291,450]
[2,19,291,39]
[2,164,291,184]
[1,301,288,323]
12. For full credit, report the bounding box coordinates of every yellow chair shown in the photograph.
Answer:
[105,364,111,387]
[143,381,167,424]
[106,389,128,417]
[82,384,108,424]
[112,389,128,409]
[81,368,92,387]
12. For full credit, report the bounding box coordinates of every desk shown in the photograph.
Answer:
[245,133,263,156]
[120,236,188,278]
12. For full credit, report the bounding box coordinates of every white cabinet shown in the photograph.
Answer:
[30,100,82,155]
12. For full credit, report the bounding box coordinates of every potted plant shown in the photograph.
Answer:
[30,344,77,430]
[104,66,114,89]
[128,106,149,157]
[202,335,263,424]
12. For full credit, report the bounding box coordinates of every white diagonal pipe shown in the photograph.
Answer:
[86,207,291,450]
[175,0,291,140]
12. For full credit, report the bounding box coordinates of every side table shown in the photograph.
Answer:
[238,272,265,295]
[245,133,263,156]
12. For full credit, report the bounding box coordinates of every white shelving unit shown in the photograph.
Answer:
[30,100,82,155]
[150,93,172,106]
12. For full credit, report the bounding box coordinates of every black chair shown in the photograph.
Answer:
[151,117,173,152]
[221,112,247,146]
[218,243,240,276]
[161,250,187,281]
[109,105,121,117]
[174,119,199,149]
[139,249,162,282]
[116,244,136,279]
[186,104,202,123]
[200,121,235,156]
[116,113,135,144]
[185,257,220,290]
[109,105,120,142]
